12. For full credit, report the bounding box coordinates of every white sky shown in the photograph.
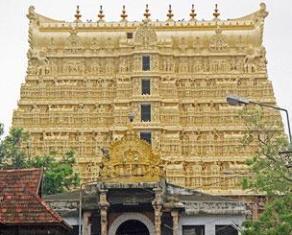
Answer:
[0,0,291,136]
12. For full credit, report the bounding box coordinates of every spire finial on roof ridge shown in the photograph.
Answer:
[98,5,105,22]
[74,5,82,23]
[120,5,128,22]
[213,4,220,20]
[166,4,174,21]
[189,4,197,21]
[143,4,151,22]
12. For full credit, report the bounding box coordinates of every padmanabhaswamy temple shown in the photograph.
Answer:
[11,3,284,235]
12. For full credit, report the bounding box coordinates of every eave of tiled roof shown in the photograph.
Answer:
[0,168,71,230]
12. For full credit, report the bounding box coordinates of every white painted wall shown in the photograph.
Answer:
[64,216,79,225]
[179,215,245,235]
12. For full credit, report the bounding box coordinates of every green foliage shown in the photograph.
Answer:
[28,151,80,195]
[239,108,292,235]
[243,195,292,235]
[239,108,291,195]
[0,124,80,195]
[0,123,3,137]
[0,127,29,169]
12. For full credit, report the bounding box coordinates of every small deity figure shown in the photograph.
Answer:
[244,46,267,73]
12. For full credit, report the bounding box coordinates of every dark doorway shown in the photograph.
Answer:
[116,220,150,235]
[215,225,238,235]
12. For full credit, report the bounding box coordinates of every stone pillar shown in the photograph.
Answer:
[82,212,92,235]
[171,210,179,235]
[251,202,259,220]
[99,189,109,235]
[154,205,162,235]
[152,187,163,235]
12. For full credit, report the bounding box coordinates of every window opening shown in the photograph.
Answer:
[142,55,150,71]
[141,104,151,122]
[140,132,152,144]
[142,79,151,95]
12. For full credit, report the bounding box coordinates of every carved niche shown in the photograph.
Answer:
[27,49,49,76]
[134,23,157,47]
[209,26,228,52]
[243,46,267,73]
[65,27,81,50]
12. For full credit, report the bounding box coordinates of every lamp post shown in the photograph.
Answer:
[226,95,292,145]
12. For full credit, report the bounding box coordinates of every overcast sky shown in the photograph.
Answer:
[0,0,291,137]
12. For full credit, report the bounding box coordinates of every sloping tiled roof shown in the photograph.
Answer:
[0,168,71,229]
[0,168,42,195]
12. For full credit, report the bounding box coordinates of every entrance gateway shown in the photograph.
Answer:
[116,220,149,235]
[108,213,155,235]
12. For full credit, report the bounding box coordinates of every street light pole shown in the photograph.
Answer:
[226,95,292,144]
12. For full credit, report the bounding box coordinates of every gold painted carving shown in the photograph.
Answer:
[12,4,284,195]
[134,23,157,47]
[98,128,163,183]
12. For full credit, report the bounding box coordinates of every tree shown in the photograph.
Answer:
[0,123,3,136]
[239,108,292,234]
[0,124,80,195]
[28,151,80,195]
[243,195,292,235]
[0,127,28,169]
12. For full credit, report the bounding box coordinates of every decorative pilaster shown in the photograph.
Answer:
[82,212,92,235]
[99,189,109,235]
[251,201,259,220]
[152,187,163,235]
[171,210,179,235]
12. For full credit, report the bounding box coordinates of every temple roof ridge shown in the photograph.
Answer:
[27,3,268,27]
[27,5,65,24]
[228,2,268,22]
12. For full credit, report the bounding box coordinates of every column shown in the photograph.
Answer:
[171,210,179,235]
[99,189,109,235]
[251,202,259,220]
[154,205,162,235]
[152,187,163,235]
[100,207,108,235]
[82,212,92,235]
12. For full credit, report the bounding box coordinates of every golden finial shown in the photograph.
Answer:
[98,5,105,22]
[120,5,128,21]
[74,5,82,22]
[167,4,174,21]
[143,4,151,22]
[189,4,197,21]
[213,4,220,20]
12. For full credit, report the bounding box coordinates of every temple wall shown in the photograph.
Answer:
[179,215,245,235]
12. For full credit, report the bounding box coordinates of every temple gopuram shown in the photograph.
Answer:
[12,3,284,234]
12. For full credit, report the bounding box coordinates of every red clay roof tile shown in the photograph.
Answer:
[0,168,71,230]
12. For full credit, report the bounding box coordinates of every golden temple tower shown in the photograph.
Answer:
[13,3,283,196]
